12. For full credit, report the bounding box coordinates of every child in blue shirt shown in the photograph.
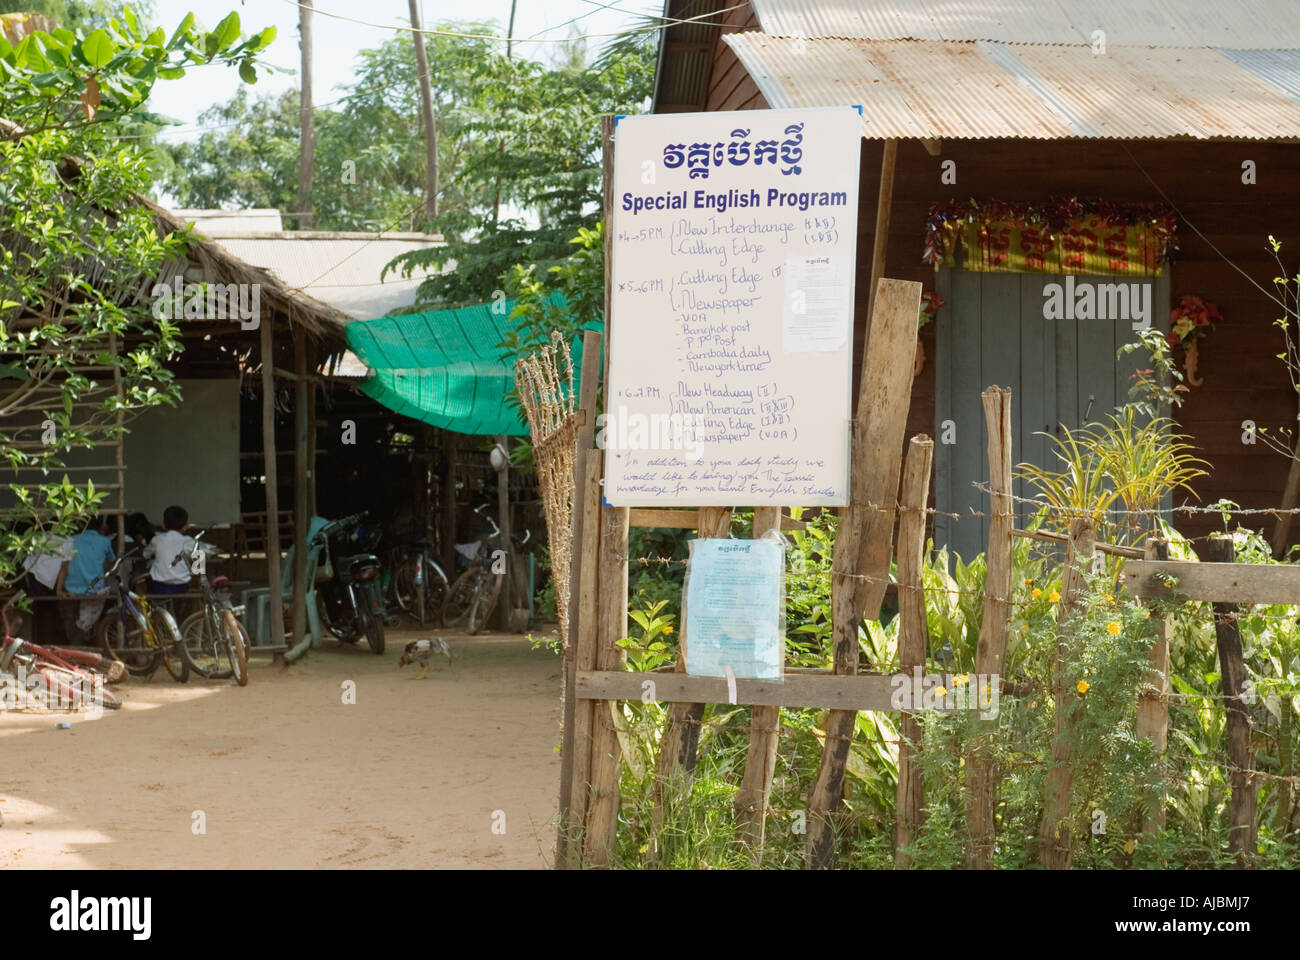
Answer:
[56,515,115,644]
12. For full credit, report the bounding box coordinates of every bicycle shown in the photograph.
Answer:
[177,531,249,686]
[1,592,123,711]
[93,549,189,682]
[387,532,450,627]
[443,506,529,635]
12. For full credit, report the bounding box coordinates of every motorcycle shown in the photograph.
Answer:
[313,512,385,654]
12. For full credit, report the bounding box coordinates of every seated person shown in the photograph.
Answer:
[21,530,73,644]
[123,512,155,584]
[55,515,116,644]
[143,505,195,596]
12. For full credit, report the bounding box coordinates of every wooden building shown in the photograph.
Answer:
[655,0,1300,559]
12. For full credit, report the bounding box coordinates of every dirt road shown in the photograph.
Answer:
[0,628,561,868]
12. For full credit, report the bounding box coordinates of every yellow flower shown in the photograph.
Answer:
[1032,588,1043,599]
[1105,594,1116,606]
[934,686,947,698]
[954,674,969,686]
[1077,680,1090,695]
[1106,621,1121,636]
[1024,578,1034,587]
[1049,590,1060,603]
[662,626,674,635]
[1124,839,1137,855]
[1021,624,1029,632]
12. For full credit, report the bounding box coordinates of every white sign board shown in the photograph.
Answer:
[604,107,861,506]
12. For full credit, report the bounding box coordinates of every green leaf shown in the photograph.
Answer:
[166,13,195,50]
[81,29,117,68]
[211,12,241,51]
[238,60,256,84]
[249,25,277,52]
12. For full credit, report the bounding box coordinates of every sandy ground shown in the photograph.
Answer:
[0,626,562,869]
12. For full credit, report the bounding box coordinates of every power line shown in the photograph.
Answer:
[526,0,659,42]
[279,0,750,44]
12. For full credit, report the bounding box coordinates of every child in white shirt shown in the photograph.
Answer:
[143,505,195,596]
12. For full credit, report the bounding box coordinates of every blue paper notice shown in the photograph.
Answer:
[684,538,784,680]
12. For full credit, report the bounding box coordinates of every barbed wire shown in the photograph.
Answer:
[622,551,1300,623]
[608,707,1300,789]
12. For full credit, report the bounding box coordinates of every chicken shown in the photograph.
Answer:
[397,637,453,679]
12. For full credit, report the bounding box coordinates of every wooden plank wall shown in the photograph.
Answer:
[704,6,766,112]
[853,138,1300,547]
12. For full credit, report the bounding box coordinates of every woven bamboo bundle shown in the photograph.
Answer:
[515,332,578,641]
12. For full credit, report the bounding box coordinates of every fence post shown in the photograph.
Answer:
[582,492,629,867]
[560,455,604,867]
[1137,538,1170,836]
[895,435,934,867]
[1207,536,1258,867]
[1039,515,1094,869]
[556,330,603,869]
[734,506,784,861]
[965,386,1013,868]
[649,506,733,856]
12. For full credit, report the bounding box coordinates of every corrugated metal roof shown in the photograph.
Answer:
[175,208,284,232]
[208,233,445,320]
[750,0,1300,49]
[724,33,1300,139]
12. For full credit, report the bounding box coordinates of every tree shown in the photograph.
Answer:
[1,0,156,33]
[385,33,654,307]
[163,20,655,306]
[0,6,274,583]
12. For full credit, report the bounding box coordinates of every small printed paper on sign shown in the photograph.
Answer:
[684,538,784,680]
[783,254,851,352]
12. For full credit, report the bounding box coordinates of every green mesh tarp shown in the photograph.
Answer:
[347,295,593,436]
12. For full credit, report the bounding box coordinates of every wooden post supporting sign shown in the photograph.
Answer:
[805,277,921,869]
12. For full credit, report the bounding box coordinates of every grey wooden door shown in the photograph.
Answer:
[933,269,1170,564]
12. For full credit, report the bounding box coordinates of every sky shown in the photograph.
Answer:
[146,0,658,140]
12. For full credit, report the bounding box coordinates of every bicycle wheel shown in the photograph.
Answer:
[180,610,233,680]
[466,574,503,636]
[220,610,248,686]
[99,606,160,678]
[424,560,450,626]
[36,664,121,711]
[148,608,188,683]
[391,551,414,612]
[443,569,478,625]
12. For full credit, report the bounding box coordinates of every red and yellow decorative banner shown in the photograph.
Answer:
[923,198,1178,276]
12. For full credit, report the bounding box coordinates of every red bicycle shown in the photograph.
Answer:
[0,593,123,712]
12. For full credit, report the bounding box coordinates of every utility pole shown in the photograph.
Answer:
[409,0,438,223]
[492,0,517,228]
[296,0,315,230]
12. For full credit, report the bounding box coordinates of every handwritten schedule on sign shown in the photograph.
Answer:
[605,107,861,507]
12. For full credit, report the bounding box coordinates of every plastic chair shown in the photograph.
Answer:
[242,517,327,649]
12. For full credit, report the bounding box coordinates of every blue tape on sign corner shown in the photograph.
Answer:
[614,114,626,125]
[602,494,612,508]
[852,105,864,115]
